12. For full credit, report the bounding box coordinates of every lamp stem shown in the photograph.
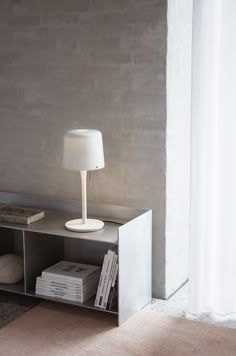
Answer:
[80,170,87,224]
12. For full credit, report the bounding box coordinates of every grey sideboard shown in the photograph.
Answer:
[0,192,152,326]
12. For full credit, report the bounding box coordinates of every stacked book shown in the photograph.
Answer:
[36,261,101,304]
[0,205,45,224]
[95,249,118,310]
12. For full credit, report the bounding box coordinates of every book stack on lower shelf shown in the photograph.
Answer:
[35,261,101,303]
[95,249,118,310]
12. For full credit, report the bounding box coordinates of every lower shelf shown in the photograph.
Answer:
[27,291,118,315]
[0,282,25,295]
[0,284,118,316]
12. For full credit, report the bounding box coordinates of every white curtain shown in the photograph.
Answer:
[189,0,236,315]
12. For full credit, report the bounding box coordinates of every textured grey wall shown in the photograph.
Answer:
[0,0,167,297]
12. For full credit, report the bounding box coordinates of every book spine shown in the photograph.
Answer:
[0,215,28,224]
[36,288,96,299]
[41,273,84,285]
[36,288,96,300]
[102,254,117,309]
[40,275,99,285]
[36,291,84,303]
[107,283,118,310]
[28,211,45,224]
[112,263,118,288]
[37,277,83,289]
[36,280,98,295]
[94,255,107,307]
[106,261,118,311]
[36,288,82,298]
[98,250,115,309]
[36,282,82,292]
[41,270,100,285]
[0,211,45,224]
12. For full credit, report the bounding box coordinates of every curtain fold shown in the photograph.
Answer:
[189,0,236,314]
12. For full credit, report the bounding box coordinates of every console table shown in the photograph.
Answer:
[0,192,152,326]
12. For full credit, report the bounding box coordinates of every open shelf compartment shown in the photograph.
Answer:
[28,292,118,315]
[0,227,25,294]
[24,230,117,313]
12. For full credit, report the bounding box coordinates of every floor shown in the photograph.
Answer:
[1,283,236,329]
[0,292,39,328]
[145,282,236,329]
[1,302,236,356]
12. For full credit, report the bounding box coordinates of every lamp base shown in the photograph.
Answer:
[65,218,104,232]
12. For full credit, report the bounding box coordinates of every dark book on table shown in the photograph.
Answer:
[0,205,45,224]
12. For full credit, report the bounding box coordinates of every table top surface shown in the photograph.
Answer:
[0,209,121,244]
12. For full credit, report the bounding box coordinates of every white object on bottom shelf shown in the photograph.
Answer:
[41,261,101,283]
[0,254,24,284]
[36,261,100,303]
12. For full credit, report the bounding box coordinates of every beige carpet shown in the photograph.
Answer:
[0,302,235,356]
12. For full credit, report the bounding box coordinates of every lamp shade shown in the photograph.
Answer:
[63,129,105,171]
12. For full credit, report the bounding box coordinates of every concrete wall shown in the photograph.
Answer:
[0,1,167,297]
[165,0,193,297]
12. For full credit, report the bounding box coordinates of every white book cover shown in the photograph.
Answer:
[98,250,115,309]
[102,254,117,309]
[94,254,107,307]
[42,261,100,284]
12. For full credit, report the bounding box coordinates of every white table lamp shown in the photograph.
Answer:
[63,129,105,232]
